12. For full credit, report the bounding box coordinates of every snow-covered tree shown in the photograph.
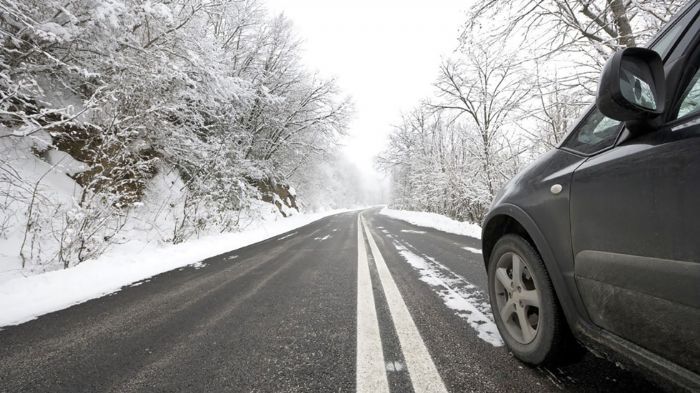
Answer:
[0,0,352,268]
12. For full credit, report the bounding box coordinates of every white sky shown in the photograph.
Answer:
[265,0,468,181]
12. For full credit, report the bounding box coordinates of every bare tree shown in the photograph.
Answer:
[432,43,531,198]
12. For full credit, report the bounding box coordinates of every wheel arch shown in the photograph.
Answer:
[482,215,536,270]
[482,204,584,328]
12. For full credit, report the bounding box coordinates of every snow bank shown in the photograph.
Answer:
[379,208,482,239]
[0,209,348,328]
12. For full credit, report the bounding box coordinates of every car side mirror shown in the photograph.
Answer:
[596,48,666,121]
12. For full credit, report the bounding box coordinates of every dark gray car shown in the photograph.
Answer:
[481,2,700,391]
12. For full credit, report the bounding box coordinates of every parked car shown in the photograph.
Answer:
[481,2,700,391]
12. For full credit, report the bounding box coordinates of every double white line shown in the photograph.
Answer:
[356,214,448,393]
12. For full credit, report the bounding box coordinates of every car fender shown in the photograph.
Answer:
[482,203,587,328]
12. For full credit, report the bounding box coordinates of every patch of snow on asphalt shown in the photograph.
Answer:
[463,247,482,254]
[0,209,349,328]
[129,279,150,287]
[401,229,426,234]
[278,232,297,241]
[393,241,503,347]
[380,208,482,239]
[191,261,206,269]
[385,361,404,372]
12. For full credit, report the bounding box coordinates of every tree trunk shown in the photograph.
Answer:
[608,0,636,48]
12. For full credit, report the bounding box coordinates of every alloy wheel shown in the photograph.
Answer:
[493,251,542,344]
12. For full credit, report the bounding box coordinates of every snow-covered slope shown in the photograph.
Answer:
[0,128,85,280]
[379,207,482,239]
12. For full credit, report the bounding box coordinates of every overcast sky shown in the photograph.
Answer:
[265,0,468,181]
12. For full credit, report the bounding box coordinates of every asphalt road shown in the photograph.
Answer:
[0,209,663,392]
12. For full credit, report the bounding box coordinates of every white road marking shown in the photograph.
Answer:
[356,215,390,393]
[463,246,482,254]
[361,216,448,393]
[314,234,331,241]
[277,232,297,241]
[385,361,404,372]
[401,229,426,234]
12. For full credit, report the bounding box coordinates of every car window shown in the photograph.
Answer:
[649,3,699,59]
[675,67,700,119]
[561,108,621,155]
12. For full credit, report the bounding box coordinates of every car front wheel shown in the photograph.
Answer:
[488,234,571,365]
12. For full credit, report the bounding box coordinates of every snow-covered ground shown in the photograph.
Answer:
[0,208,348,328]
[379,208,482,239]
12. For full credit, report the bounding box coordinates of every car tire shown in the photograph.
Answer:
[488,234,574,365]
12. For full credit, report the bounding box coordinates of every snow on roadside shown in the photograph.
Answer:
[393,241,503,347]
[380,208,482,239]
[0,209,349,328]
[277,232,297,241]
[463,247,482,254]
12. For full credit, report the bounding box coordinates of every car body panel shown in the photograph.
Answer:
[570,121,700,374]
[484,149,589,322]
[482,1,700,388]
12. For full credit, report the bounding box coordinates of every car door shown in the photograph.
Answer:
[570,8,700,374]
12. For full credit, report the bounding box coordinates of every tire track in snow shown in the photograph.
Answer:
[392,240,503,347]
